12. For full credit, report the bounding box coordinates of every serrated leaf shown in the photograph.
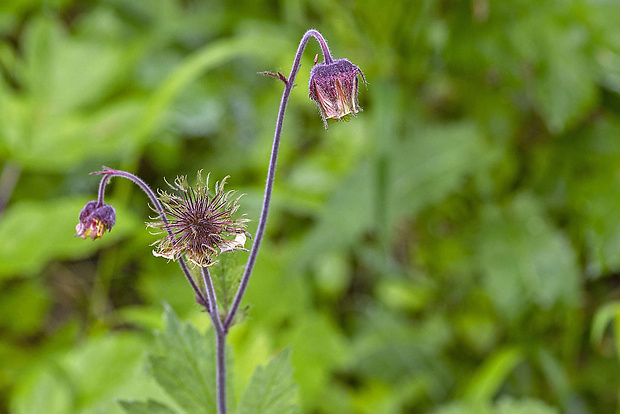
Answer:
[236,349,297,414]
[149,304,217,414]
[119,399,179,414]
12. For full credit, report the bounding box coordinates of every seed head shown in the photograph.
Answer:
[309,58,367,129]
[147,171,250,267]
[75,200,116,240]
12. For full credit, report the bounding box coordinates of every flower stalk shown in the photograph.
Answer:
[84,167,210,308]
[224,28,364,329]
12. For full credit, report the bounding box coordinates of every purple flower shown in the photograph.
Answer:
[309,58,366,129]
[75,200,116,240]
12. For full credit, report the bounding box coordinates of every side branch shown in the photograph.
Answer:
[259,71,288,84]
[92,167,209,307]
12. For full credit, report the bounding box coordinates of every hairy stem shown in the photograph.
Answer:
[224,29,333,330]
[215,327,228,414]
[199,265,227,413]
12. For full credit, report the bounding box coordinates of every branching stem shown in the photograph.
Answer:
[209,29,333,414]
[90,29,336,414]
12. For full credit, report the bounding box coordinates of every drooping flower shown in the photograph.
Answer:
[75,200,116,240]
[308,58,367,129]
[147,171,250,267]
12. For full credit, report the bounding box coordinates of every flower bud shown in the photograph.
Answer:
[308,58,366,129]
[75,200,116,240]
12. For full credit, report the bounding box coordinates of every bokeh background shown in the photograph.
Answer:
[2,0,620,413]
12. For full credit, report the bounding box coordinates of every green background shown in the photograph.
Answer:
[1,0,620,412]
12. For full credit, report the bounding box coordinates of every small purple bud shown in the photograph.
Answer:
[309,58,367,129]
[75,200,116,240]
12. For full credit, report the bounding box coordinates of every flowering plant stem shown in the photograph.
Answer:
[87,29,336,414]
[214,29,334,414]
[224,29,333,330]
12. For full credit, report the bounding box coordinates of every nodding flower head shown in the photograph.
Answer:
[147,171,250,267]
[309,58,366,129]
[75,200,116,240]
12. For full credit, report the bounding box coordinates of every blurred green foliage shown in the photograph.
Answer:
[2,0,620,412]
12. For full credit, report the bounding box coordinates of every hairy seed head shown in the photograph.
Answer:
[147,171,250,267]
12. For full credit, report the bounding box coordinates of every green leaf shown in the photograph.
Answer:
[210,252,244,316]
[287,313,348,403]
[119,399,179,414]
[236,349,297,414]
[463,347,525,403]
[477,194,580,320]
[509,14,597,134]
[353,308,452,395]
[495,397,559,414]
[119,32,288,172]
[11,332,154,414]
[533,56,597,135]
[591,302,620,358]
[387,122,489,229]
[0,15,143,172]
[116,306,238,413]
[0,90,144,172]
[148,304,218,414]
[0,278,49,335]
[432,398,558,414]
[21,15,127,113]
[492,6,601,134]
[535,349,574,412]
[10,369,73,414]
[431,401,493,414]
[558,117,620,276]
[295,162,374,271]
